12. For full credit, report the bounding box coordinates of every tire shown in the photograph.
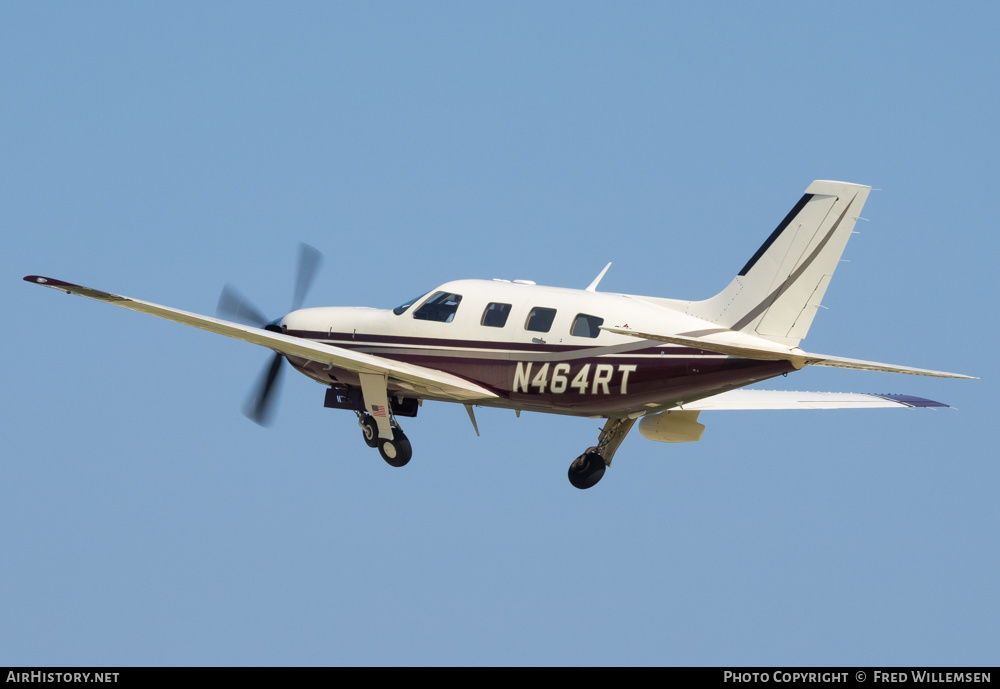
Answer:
[360,415,379,448]
[568,452,606,490]
[378,430,412,467]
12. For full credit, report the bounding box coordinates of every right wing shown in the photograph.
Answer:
[668,389,949,410]
[23,275,498,402]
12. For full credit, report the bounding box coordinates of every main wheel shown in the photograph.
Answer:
[378,429,412,467]
[360,415,379,448]
[568,451,606,490]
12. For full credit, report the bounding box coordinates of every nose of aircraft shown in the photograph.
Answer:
[280,306,358,336]
[278,308,312,334]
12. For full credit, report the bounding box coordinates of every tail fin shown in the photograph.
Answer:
[686,180,871,347]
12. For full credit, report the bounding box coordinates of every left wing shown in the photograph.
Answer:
[23,275,498,402]
[667,389,949,411]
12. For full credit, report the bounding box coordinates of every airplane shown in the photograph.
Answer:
[23,180,974,489]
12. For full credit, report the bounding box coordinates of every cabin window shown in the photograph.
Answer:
[571,313,604,338]
[393,292,428,315]
[413,292,463,323]
[482,302,512,328]
[525,307,557,333]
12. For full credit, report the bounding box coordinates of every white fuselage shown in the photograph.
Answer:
[280,279,795,417]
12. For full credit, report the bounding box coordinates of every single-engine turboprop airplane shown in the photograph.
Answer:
[25,181,973,488]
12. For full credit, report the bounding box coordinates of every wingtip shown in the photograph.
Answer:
[24,275,67,288]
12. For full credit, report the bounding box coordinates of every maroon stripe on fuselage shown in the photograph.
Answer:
[284,330,796,416]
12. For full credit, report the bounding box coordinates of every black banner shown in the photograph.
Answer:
[1,667,995,678]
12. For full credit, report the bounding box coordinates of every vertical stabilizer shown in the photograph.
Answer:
[686,180,871,347]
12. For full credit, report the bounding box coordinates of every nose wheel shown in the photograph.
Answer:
[359,414,379,448]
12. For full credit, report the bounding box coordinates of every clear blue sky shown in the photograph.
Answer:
[3,2,996,666]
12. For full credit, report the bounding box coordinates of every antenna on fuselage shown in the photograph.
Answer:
[585,262,612,292]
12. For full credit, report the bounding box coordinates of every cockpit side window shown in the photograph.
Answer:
[571,313,604,338]
[413,292,463,323]
[393,292,429,315]
[525,307,557,333]
[481,302,512,328]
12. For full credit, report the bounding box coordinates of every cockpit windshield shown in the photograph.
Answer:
[393,292,428,315]
[413,292,463,323]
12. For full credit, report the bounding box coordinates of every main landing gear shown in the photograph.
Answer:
[357,411,412,467]
[568,417,637,490]
[568,451,606,490]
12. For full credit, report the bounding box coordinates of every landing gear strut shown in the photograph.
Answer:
[567,417,636,490]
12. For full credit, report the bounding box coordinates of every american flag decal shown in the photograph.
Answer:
[371,404,387,418]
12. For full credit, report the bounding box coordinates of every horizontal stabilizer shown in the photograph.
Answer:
[23,275,498,402]
[602,325,975,379]
[798,352,977,379]
[670,389,950,410]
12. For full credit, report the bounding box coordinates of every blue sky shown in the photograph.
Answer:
[2,2,996,666]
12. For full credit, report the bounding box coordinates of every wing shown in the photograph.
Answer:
[601,325,975,379]
[668,389,949,411]
[23,275,498,402]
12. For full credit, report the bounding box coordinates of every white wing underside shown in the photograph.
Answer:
[669,389,948,411]
[24,276,497,402]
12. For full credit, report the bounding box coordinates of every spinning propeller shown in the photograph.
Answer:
[216,243,323,426]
